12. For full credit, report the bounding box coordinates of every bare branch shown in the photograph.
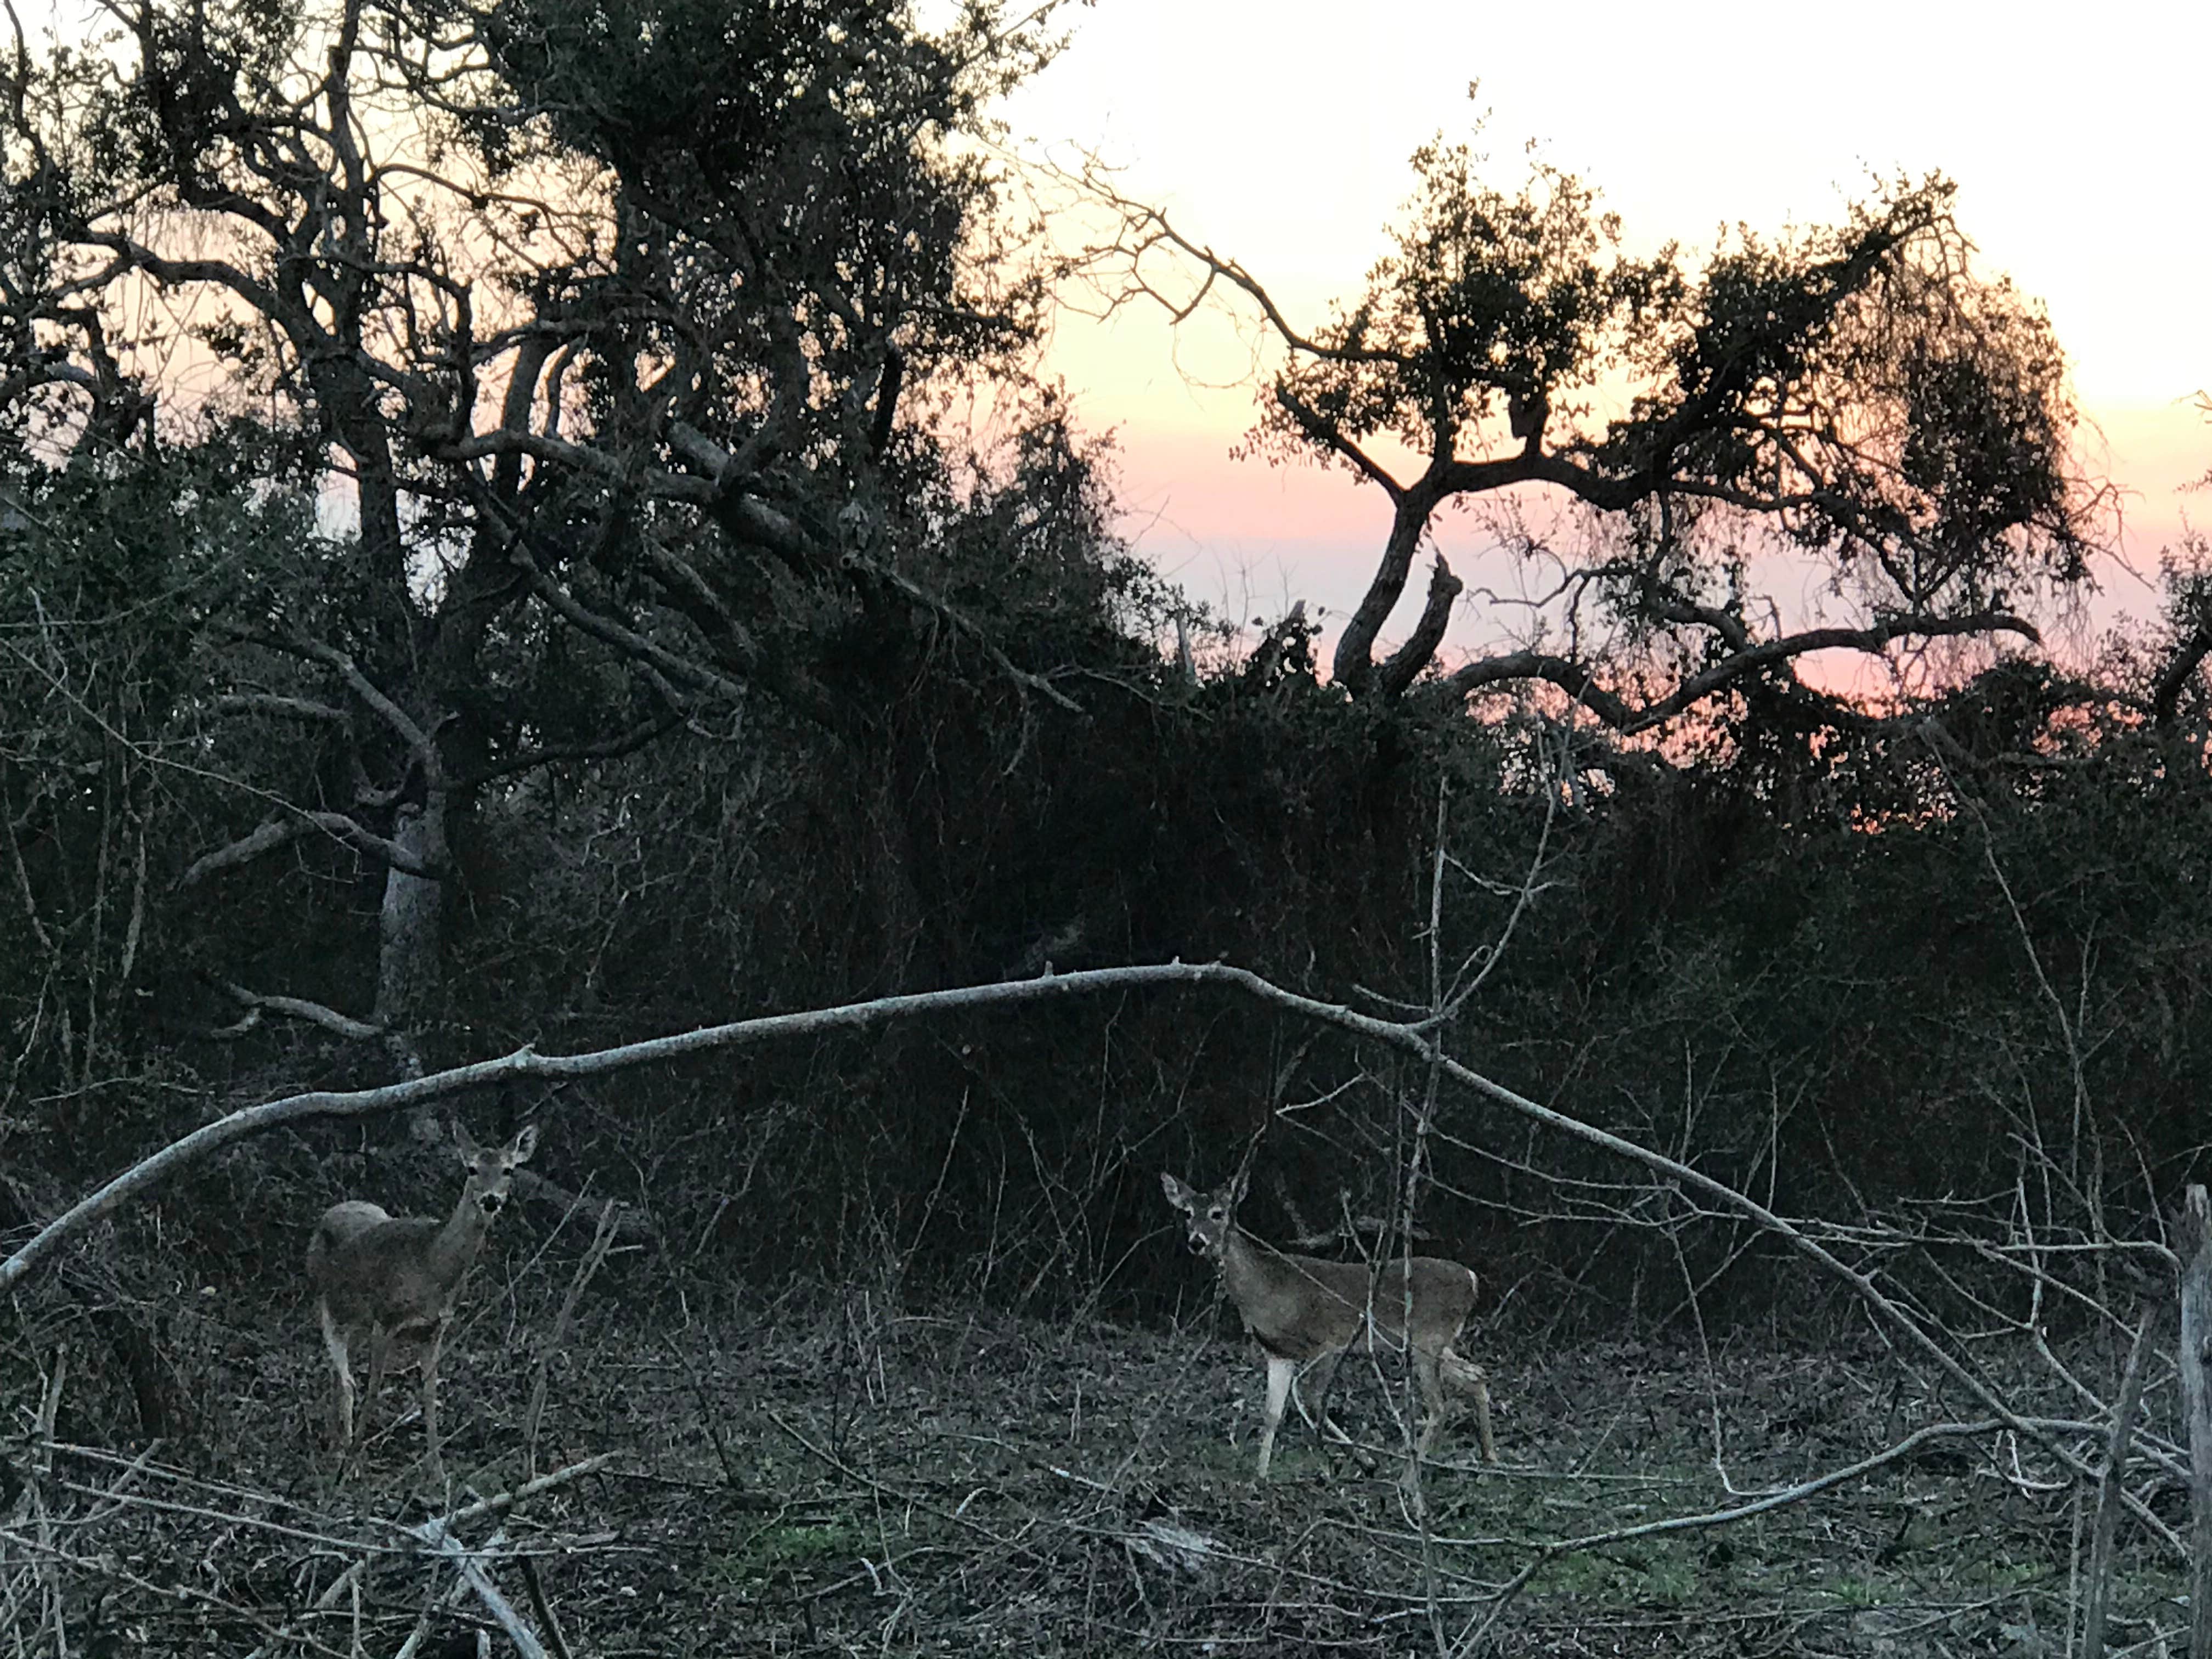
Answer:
[1449,611,2041,733]
[176,811,441,888]
[509,548,753,705]
[211,692,349,725]
[208,978,384,1040]
[455,712,688,791]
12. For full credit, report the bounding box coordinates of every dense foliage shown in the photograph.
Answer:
[2,0,2208,1333]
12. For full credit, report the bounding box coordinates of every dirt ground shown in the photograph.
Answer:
[2,1238,2189,1657]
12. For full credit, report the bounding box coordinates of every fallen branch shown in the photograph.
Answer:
[402,1517,547,1659]
[238,1454,615,1659]
[2080,1309,2153,1659]
[3,963,1244,1294]
[208,978,386,1041]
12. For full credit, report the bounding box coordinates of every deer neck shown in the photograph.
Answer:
[1213,1224,1291,1305]
[427,1189,493,1288]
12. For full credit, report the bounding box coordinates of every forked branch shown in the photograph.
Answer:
[177,811,443,887]
[1448,610,2040,732]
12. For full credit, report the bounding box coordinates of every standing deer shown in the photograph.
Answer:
[306,1121,538,1470]
[1161,1170,1496,1480]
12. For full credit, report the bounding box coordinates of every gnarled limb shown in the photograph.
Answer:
[1448,610,2040,733]
[1372,555,1465,700]
[208,978,385,1040]
[177,811,442,888]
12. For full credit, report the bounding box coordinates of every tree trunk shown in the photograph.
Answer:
[2180,1186,2212,1659]
[374,791,450,1084]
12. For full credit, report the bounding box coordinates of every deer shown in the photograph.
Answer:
[306,1121,538,1472]
[1161,1170,1496,1481]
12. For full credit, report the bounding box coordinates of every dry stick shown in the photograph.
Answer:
[669,1336,747,1491]
[524,1203,622,1482]
[392,1525,506,1659]
[442,1452,621,1527]
[519,1553,579,1659]
[239,1455,616,1659]
[2181,1186,2212,1659]
[43,1440,615,1533]
[2079,1307,2152,1659]
[32,1340,66,1659]
[32,1341,65,1472]
[403,1517,547,1659]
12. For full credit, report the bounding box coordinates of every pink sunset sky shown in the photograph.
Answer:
[998,0,2212,672]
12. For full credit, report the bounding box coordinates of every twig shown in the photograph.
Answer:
[525,1201,622,1481]
[392,1525,505,1659]
[520,1552,579,1659]
[2080,1307,2153,1659]
[402,1518,546,1659]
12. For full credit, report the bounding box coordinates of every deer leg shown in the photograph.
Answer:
[1295,1350,1351,1441]
[1296,1349,1379,1473]
[358,1329,390,1458]
[1412,1348,1447,1457]
[1464,1357,1497,1464]
[1256,1355,1295,1482]
[419,1322,446,1477]
[318,1305,355,1449]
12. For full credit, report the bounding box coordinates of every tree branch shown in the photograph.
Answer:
[508,547,754,705]
[455,712,689,791]
[176,811,442,888]
[2151,618,2212,731]
[207,978,385,1040]
[211,692,350,725]
[1448,611,2041,733]
[1272,384,1406,500]
[1371,554,1464,699]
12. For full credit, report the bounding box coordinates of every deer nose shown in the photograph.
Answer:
[478,1191,505,1216]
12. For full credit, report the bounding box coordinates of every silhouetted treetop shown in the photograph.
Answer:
[1084,144,2102,724]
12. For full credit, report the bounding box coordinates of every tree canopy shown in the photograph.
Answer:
[1084,140,2104,728]
[4,4,2212,1363]
[3,0,1165,1079]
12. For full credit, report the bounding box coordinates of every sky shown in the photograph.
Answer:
[996,0,2212,667]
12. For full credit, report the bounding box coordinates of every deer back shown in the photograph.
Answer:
[1219,1231,1477,1362]
[309,1208,484,1338]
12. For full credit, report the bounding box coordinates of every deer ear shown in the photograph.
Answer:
[507,1124,539,1164]
[451,1120,484,1163]
[1160,1172,1195,1212]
